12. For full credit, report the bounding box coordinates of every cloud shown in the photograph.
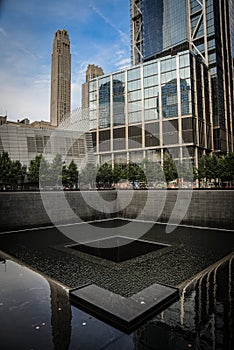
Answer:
[0,82,50,122]
[89,1,129,47]
[0,26,7,36]
[33,74,50,85]
[115,57,131,70]
[0,1,131,121]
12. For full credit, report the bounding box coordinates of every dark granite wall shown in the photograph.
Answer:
[0,190,233,232]
[117,190,234,230]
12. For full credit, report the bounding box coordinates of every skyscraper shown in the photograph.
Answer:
[130,0,234,154]
[50,30,71,127]
[86,1,233,169]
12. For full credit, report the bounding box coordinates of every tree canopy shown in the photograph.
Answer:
[0,151,234,190]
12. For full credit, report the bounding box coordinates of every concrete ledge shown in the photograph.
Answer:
[69,283,179,333]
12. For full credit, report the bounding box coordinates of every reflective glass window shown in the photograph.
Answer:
[113,128,126,151]
[129,151,144,164]
[181,70,192,116]
[113,73,125,126]
[128,111,142,124]
[128,79,141,91]
[128,125,142,148]
[145,122,160,147]
[129,101,142,113]
[99,77,110,129]
[144,86,158,99]
[89,91,97,102]
[90,119,97,130]
[89,81,97,92]
[143,62,158,77]
[89,101,97,111]
[142,0,187,60]
[99,130,110,152]
[145,98,157,109]
[161,79,178,118]
[128,67,141,81]
[179,53,190,67]
[144,109,159,121]
[161,70,177,84]
[128,90,141,102]
[144,75,158,88]
[161,58,176,72]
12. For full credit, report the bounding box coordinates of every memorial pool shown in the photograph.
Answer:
[0,219,233,349]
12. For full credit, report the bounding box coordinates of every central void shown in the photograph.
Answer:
[67,236,167,262]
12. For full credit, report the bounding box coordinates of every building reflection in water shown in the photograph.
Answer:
[49,281,72,350]
[134,254,234,349]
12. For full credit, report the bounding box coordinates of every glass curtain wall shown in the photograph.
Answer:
[113,72,125,126]
[142,0,187,60]
[89,51,210,166]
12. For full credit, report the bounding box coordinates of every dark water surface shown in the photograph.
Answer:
[0,220,233,349]
[0,253,233,350]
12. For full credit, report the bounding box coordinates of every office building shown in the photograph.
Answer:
[84,1,234,169]
[131,0,234,154]
[50,30,71,127]
[88,50,211,167]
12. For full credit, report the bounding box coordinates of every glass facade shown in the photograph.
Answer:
[231,0,234,58]
[189,0,234,153]
[99,77,111,129]
[89,50,211,166]
[142,0,188,60]
[88,0,234,167]
[113,72,125,126]
[131,0,234,155]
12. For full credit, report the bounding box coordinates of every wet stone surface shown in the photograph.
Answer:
[0,219,233,297]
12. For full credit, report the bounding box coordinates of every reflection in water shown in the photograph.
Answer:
[134,254,234,350]
[0,251,233,349]
[49,281,72,350]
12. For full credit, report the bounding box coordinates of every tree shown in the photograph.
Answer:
[79,163,97,189]
[122,163,146,184]
[27,154,43,187]
[0,152,11,188]
[96,163,113,188]
[49,154,63,187]
[135,164,147,183]
[62,160,79,189]
[0,153,27,189]
[163,153,178,184]
[194,155,207,187]
[39,156,50,187]
[141,158,164,184]
[8,160,26,189]
[177,161,194,184]
[205,154,218,183]
[219,152,234,184]
[112,163,123,184]
[195,154,223,187]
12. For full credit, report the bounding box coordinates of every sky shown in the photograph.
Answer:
[0,0,130,122]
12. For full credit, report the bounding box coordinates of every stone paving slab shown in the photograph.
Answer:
[70,283,179,333]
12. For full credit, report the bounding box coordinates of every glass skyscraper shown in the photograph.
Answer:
[142,0,188,61]
[131,0,234,154]
[87,0,233,168]
[88,51,211,167]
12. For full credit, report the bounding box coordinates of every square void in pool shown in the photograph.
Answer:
[67,236,168,262]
